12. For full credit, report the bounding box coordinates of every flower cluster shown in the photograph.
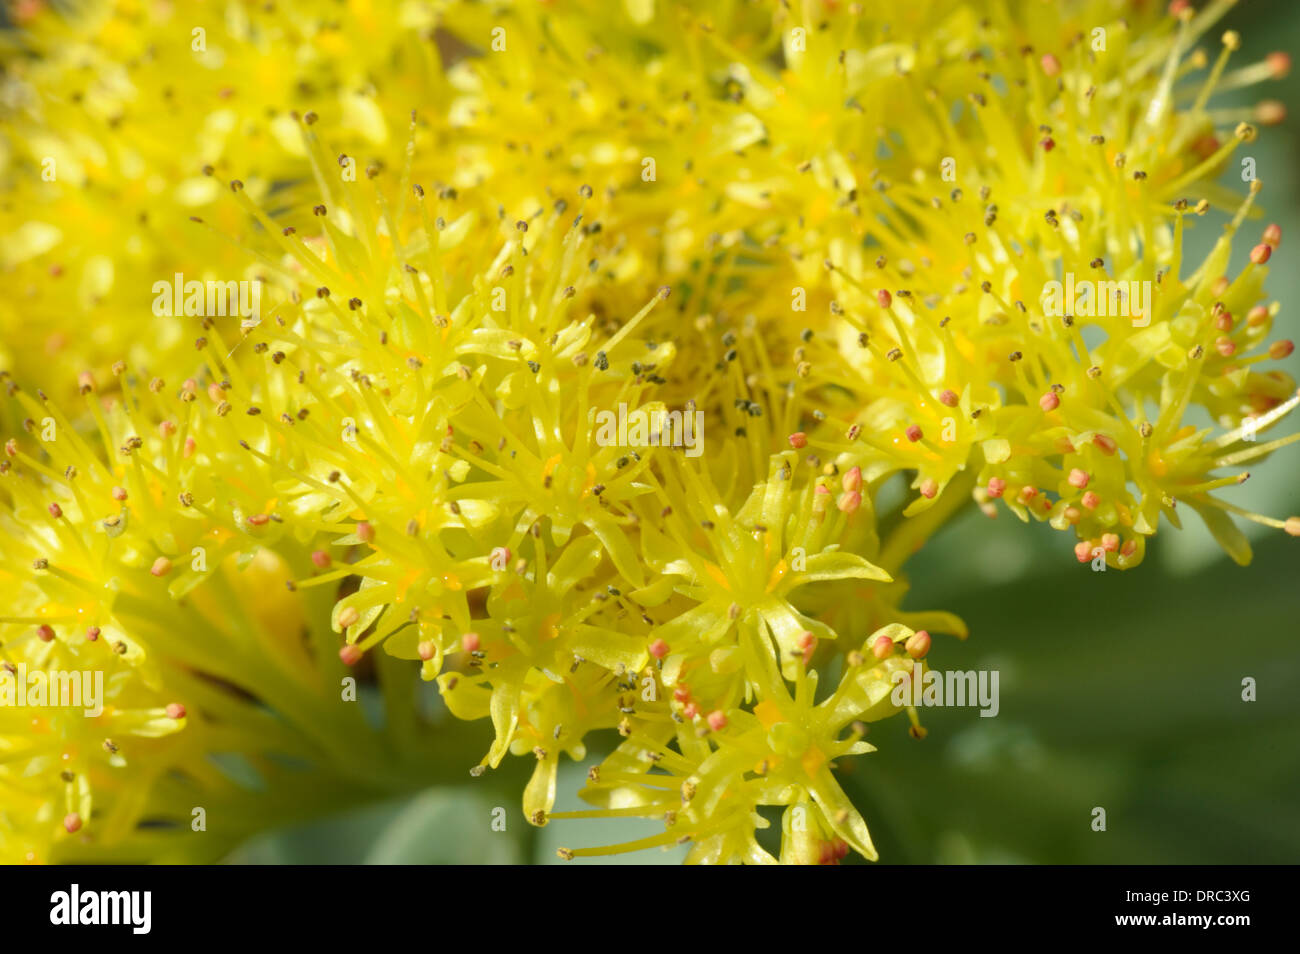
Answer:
[1,0,1296,863]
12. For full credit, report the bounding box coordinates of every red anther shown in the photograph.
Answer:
[706,710,728,731]
[207,382,224,403]
[1081,491,1100,509]
[1039,391,1060,412]
[36,625,55,642]
[1215,337,1236,357]
[1168,0,1191,17]
[417,640,437,661]
[939,389,960,407]
[649,638,670,659]
[1269,340,1294,359]
[48,503,62,518]
[1211,276,1231,297]
[159,420,176,437]
[841,466,863,492]
[1055,437,1076,455]
[337,606,360,629]
[673,687,691,703]
[1075,541,1094,562]
[876,289,892,308]
[1101,533,1120,553]
[356,521,375,543]
[788,432,808,449]
[311,550,331,568]
[246,513,270,526]
[986,477,1006,498]
[1092,434,1118,455]
[1215,311,1234,331]
[905,424,923,442]
[63,813,82,834]
[1191,134,1220,160]
[183,437,196,458]
[834,839,850,860]
[1121,539,1138,557]
[1064,506,1081,525]
[1256,100,1287,125]
[1019,485,1039,502]
[150,557,172,577]
[1039,137,1055,152]
[1040,53,1061,77]
[165,703,187,720]
[339,644,363,666]
[837,490,861,514]
[1268,51,1292,79]
[1251,243,1273,265]
[1285,516,1300,536]
[85,627,100,641]
[1263,223,1282,248]
[1248,306,1270,327]
[683,702,699,719]
[905,630,931,659]
[871,635,894,659]
[462,632,481,653]
[111,486,128,501]
[920,477,938,499]
[1068,468,1090,489]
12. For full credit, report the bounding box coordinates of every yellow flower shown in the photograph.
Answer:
[554,620,925,864]
[2,0,1297,866]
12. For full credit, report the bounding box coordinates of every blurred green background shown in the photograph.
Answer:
[225,1,1300,864]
